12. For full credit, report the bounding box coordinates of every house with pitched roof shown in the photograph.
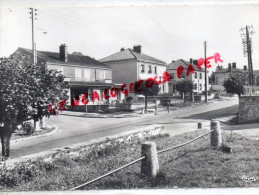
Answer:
[11,44,125,109]
[214,63,248,85]
[213,63,259,93]
[100,45,169,100]
[167,59,208,94]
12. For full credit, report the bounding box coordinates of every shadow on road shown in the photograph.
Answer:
[181,105,239,120]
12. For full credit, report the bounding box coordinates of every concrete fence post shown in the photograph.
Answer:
[141,142,159,179]
[154,104,158,115]
[210,121,222,148]
[198,122,202,129]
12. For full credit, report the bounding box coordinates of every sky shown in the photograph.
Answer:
[0,0,259,72]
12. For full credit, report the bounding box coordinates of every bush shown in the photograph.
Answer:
[126,96,133,103]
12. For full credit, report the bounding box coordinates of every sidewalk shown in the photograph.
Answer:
[60,97,234,118]
[60,110,139,118]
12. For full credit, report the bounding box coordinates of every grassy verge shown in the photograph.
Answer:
[1,130,258,191]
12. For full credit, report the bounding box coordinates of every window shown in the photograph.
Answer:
[194,83,197,90]
[170,73,174,79]
[104,70,112,80]
[200,73,202,79]
[141,65,145,73]
[90,69,96,82]
[148,65,152,74]
[83,69,90,81]
[75,68,82,78]
[195,72,197,78]
[96,70,105,81]
[181,73,185,78]
[200,84,202,91]
[162,84,165,93]
[155,66,157,74]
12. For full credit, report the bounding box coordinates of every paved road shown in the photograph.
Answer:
[7,98,239,159]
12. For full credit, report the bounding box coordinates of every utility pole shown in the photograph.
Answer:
[240,25,254,92]
[29,8,37,65]
[204,41,208,102]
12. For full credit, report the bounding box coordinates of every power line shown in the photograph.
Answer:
[39,9,203,48]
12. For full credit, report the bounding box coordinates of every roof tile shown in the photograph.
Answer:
[15,48,111,69]
[167,59,205,71]
[100,48,166,64]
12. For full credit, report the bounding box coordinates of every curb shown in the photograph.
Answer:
[211,115,237,125]
[10,123,60,144]
[60,112,139,118]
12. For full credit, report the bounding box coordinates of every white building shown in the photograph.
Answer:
[100,45,169,100]
[167,59,208,94]
[12,44,125,111]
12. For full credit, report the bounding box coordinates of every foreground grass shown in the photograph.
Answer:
[0,130,258,191]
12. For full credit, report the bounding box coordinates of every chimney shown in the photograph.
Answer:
[120,47,125,52]
[193,59,198,65]
[133,45,142,54]
[228,63,232,72]
[244,65,247,71]
[60,44,68,62]
[190,58,193,64]
[232,62,236,69]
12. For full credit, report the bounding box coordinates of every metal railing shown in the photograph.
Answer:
[70,130,213,191]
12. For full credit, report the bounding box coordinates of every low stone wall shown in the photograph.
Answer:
[194,95,202,102]
[67,105,109,113]
[4,125,165,166]
[239,96,259,123]
[116,102,132,111]
[40,125,165,162]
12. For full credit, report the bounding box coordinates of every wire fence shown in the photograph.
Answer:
[70,129,214,191]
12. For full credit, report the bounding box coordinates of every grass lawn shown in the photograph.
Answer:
[0,129,258,191]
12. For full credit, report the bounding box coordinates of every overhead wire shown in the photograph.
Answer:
[39,9,204,49]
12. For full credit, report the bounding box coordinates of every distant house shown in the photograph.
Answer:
[11,44,125,107]
[100,45,169,100]
[210,62,249,92]
[213,63,259,94]
[167,59,208,94]
[214,62,248,85]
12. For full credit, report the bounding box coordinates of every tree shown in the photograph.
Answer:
[223,71,248,97]
[255,75,259,86]
[175,80,194,101]
[0,57,69,160]
[133,79,160,111]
